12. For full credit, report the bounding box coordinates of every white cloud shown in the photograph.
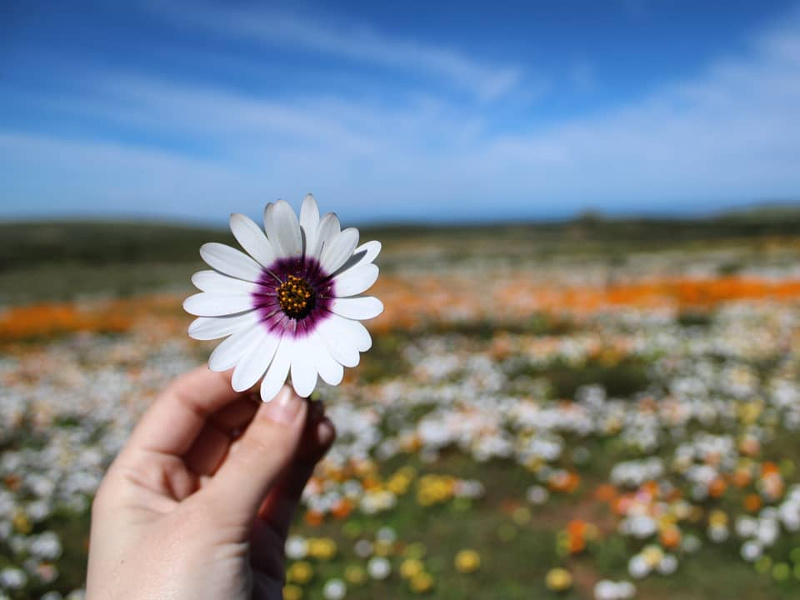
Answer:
[0,133,255,221]
[465,13,800,211]
[144,1,524,101]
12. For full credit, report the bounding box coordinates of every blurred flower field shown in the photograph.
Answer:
[2,227,800,599]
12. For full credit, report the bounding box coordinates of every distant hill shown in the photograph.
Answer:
[715,202,800,222]
[2,207,800,272]
[0,221,231,271]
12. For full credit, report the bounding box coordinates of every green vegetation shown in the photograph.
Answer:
[2,206,799,304]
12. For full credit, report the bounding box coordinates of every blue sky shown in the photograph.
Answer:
[2,0,800,225]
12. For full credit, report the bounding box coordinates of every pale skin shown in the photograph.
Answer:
[86,368,335,600]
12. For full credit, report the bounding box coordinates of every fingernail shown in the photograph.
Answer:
[264,386,303,425]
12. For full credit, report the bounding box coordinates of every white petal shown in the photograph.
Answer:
[299,194,320,253]
[208,325,263,372]
[232,332,281,392]
[317,315,361,368]
[334,240,382,275]
[260,337,292,402]
[308,213,341,259]
[350,320,373,352]
[290,337,318,398]
[333,264,379,297]
[356,240,382,264]
[200,243,263,282]
[330,296,384,320]
[192,270,259,294]
[308,332,344,386]
[322,313,371,352]
[264,199,302,258]
[230,213,276,268]
[320,228,359,274]
[183,293,254,317]
[188,313,259,341]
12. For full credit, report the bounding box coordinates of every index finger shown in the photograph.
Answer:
[127,367,246,457]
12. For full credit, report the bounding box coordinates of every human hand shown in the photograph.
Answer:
[86,367,335,600]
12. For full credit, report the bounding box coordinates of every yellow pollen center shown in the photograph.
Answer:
[276,274,316,319]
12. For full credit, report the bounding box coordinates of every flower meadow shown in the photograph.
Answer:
[2,232,800,599]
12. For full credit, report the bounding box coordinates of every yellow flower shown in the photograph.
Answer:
[12,510,32,535]
[410,571,434,593]
[387,474,412,495]
[416,475,456,505]
[283,584,303,600]
[400,558,425,579]
[287,561,314,585]
[642,545,664,568]
[708,510,728,528]
[545,568,573,592]
[454,549,481,573]
[344,565,366,586]
[308,538,337,561]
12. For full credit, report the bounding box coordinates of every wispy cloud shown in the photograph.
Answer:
[143,2,524,101]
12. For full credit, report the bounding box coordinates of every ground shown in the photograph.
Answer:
[1,214,800,599]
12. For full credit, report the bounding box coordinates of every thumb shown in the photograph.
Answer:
[205,385,308,525]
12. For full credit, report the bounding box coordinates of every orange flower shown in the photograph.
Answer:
[304,510,324,526]
[594,484,618,503]
[566,520,589,555]
[708,478,727,498]
[744,494,762,513]
[549,471,581,493]
[331,499,353,520]
[660,526,682,549]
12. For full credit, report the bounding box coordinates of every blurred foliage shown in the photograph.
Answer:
[3,208,800,305]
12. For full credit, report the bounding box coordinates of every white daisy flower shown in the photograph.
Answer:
[740,540,762,562]
[0,567,27,590]
[322,578,347,600]
[366,556,391,580]
[184,194,383,402]
[285,535,309,560]
[657,554,678,575]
